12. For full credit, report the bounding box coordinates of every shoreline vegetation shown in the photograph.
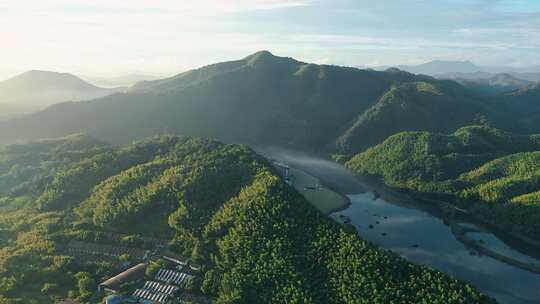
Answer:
[280,157,540,275]
[356,173,540,274]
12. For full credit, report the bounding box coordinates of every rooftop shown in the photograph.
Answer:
[99,263,148,291]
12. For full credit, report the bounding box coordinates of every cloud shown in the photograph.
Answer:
[0,0,538,76]
[0,0,312,14]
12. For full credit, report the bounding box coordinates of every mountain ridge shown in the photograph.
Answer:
[376,60,540,77]
[1,51,539,156]
[0,51,439,151]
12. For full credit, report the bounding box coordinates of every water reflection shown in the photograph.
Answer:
[333,193,540,304]
[466,231,540,266]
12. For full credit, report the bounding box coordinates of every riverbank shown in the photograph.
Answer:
[452,223,540,274]
[321,164,540,273]
[353,176,540,273]
[416,196,540,259]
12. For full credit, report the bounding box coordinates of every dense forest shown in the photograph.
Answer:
[346,125,540,241]
[335,81,505,152]
[0,135,494,303]
[1,51,539,156]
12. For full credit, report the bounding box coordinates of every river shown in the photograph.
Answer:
[257,146,540,304]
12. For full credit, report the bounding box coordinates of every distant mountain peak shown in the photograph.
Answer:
[385,67,411,74]
[380,60,482,76]
[245,50,278,65]
[12,70,83,82]
[417,60,479,70]
[25,69,68,74]
[243,50,300,69]
[244,50,276,60]
[492,73,516,80]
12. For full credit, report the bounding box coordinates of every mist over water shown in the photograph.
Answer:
[254,145,366,194]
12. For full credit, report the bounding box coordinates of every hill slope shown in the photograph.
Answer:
[336,82,499,152]
[0,135,494,303]
[0,70,125,106]
[346,126,540,240]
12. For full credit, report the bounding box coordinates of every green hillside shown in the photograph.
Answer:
[346,126,540,240]
[336,82,500,152]
[0,135,494,304]
[460,152,540,238]
[0,134,109,196]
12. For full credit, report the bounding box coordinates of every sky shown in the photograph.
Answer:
[1,0,539,80]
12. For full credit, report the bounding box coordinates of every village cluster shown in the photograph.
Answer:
[62,235,206,304]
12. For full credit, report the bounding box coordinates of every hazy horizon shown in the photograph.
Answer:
[1,0,540,80]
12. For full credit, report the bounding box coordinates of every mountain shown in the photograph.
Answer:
[0,51,439,151]
[0,135,494,303]
[346,125,540,241]
[379,60,540,78]
[435,71,494,80]
[513,72,540,82]
[438,71,540,83]
[378,60,482,75]
[335,81,501,152]
[0,52,537,155]
[439,73,532,96]
[0,103,44,122]
[0,70,126,106]
[82,73,163,88]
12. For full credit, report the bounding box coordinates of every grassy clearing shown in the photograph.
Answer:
[289,167,347,214]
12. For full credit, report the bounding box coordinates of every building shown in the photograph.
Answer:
[99,263,148,293]
[272,161,291,185]
[154,268,193,287]
[104,295,146,304]
[132,277,182,303]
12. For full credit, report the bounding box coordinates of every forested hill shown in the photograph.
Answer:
[335,81,504,152]
[0,70,125,106]
[1,51,516,155]
[0,134,494,303]
[346,125,540,241]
